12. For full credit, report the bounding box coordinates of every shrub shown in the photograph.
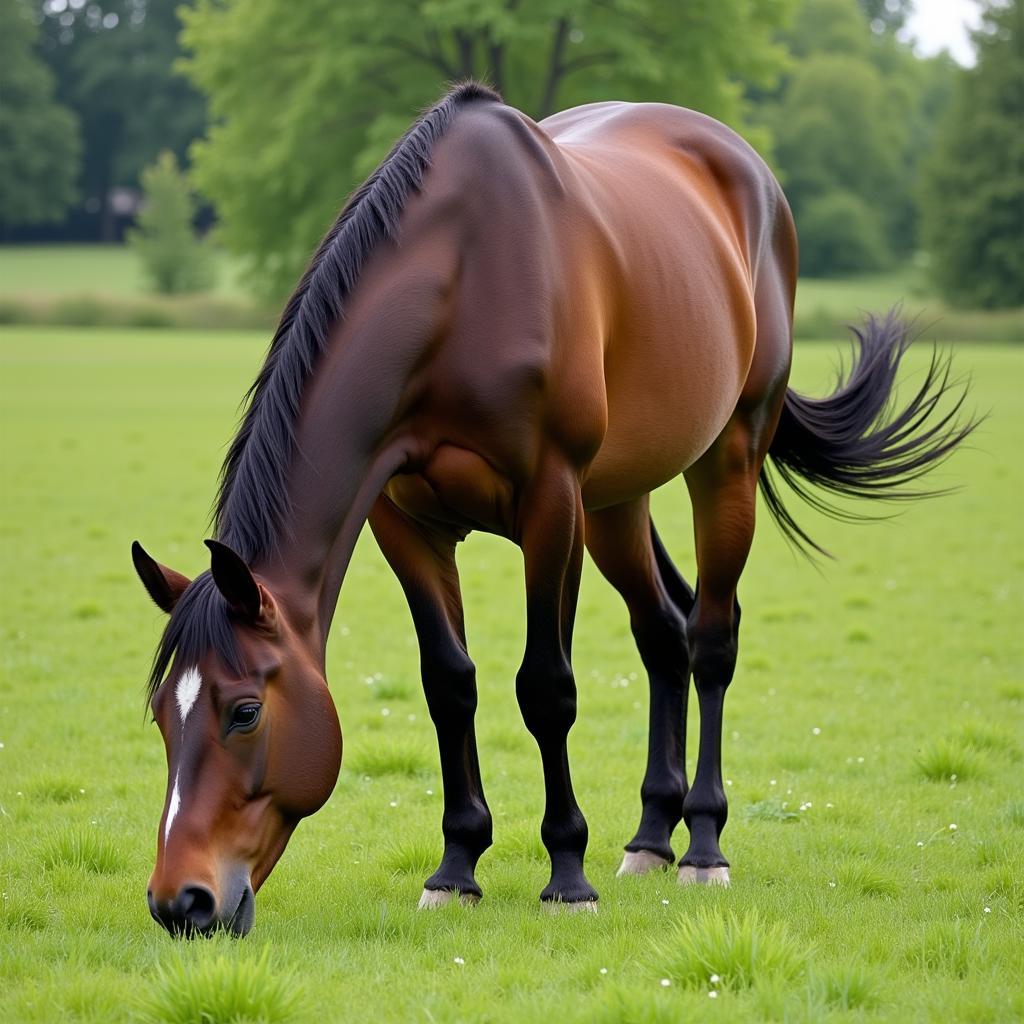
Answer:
[127,151,215,295]
[797,191,891,277]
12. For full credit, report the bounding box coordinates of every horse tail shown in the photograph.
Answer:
[758,309,979,558]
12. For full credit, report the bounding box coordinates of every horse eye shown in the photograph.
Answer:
[229,704,261,732]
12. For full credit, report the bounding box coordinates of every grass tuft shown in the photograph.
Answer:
[650,908,809,990]
[42,827,124,874]
[914,736,982,782]
[960,722,1020,759]
[347,741,431,778]
[808,962,880,1010]
[372,679,414,701]
[743,799,800,823]
[834,860,900,898]
[906,920,988,978]
[383,838,439,876]
[29,776,88,803]
[136,948,302,1024]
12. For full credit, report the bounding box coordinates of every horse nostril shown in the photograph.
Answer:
[178,885,217,930]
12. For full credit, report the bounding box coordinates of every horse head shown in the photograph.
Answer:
[132,540,341,937]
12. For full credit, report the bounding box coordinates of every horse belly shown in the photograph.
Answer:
[582,298,755,511]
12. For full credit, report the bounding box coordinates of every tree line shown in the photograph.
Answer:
[2,0,1021,308]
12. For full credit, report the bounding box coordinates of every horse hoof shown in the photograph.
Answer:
[417,888,480,909]
[543,899,599,915]
[617,850,672,877]
[677,865,730,887]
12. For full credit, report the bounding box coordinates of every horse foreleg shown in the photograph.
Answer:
[369,496,492,906]
[515,456,597,909]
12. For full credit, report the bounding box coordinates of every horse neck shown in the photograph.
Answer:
[249,301,428,659]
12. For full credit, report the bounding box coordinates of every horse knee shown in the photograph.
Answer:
[422,652,478,727]
[516,661,577,741]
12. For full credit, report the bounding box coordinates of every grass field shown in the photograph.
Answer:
[1,326,1022,1023]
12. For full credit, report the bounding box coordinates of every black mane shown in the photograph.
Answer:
[213,80,501,563]
[147,82,501,702]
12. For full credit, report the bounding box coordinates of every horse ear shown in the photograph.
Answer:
[204,539,275,628]
[132,541,191,614]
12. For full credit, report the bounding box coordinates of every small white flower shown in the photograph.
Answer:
[710,974,720,984]
[812,727,821,736]
[389,800,398,807]
[949,823,957,831]
[917,841,924,847]
[381,708,391,717]
[708,991,718,999]
[426,789,434,795]
[826,802,834,808]
[770,779,777,786]
[984,906,991,914]
[725,779,733,787]
[660,979,671,988]
[454,956,465,965]
[857,756,864,763]
[599,967,608,975]
[828,881,836,888]
[79,788,85,794]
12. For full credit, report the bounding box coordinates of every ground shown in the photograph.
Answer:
[0,326,1021,1023]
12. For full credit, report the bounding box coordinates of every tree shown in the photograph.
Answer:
[127,151,213,294]
[35,0,206,240]
[770,53,908,273]
[0,0,80,230]
[921,0,1024,309]
[179,0,794,297]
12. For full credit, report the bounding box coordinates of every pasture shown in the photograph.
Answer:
[1,325,1021,1022]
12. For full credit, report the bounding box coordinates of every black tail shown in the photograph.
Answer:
[759,310,979,558]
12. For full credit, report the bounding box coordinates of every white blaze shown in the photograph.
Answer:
[165,665,202,843]
[165,771,181,843]
[176,666,202,723]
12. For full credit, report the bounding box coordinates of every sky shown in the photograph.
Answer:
[902,0,982,65]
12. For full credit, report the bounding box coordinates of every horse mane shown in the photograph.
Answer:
[145,82,501,703]
[213,80,502,564]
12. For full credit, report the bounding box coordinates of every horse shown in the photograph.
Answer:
[133,82,974,936]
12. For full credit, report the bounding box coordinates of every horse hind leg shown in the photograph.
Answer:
[677,418,768,886]
[585,498,694,875]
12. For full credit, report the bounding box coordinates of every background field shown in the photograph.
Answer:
[1,326,1022,1022]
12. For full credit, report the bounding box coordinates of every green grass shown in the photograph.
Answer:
[0,244,245,299]
[1,327,1022,1022]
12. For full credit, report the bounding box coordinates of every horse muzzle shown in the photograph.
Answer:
[147,878,255,938]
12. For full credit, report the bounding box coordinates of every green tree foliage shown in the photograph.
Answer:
[36,0,206,239]
[921,0,1024,309]
[0,0,80,228]
[127,151,213,294]
[766,0,954,276]
[179,0,794,297]
[798,191,891,274]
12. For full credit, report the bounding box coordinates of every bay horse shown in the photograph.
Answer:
[134,83,973,936]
